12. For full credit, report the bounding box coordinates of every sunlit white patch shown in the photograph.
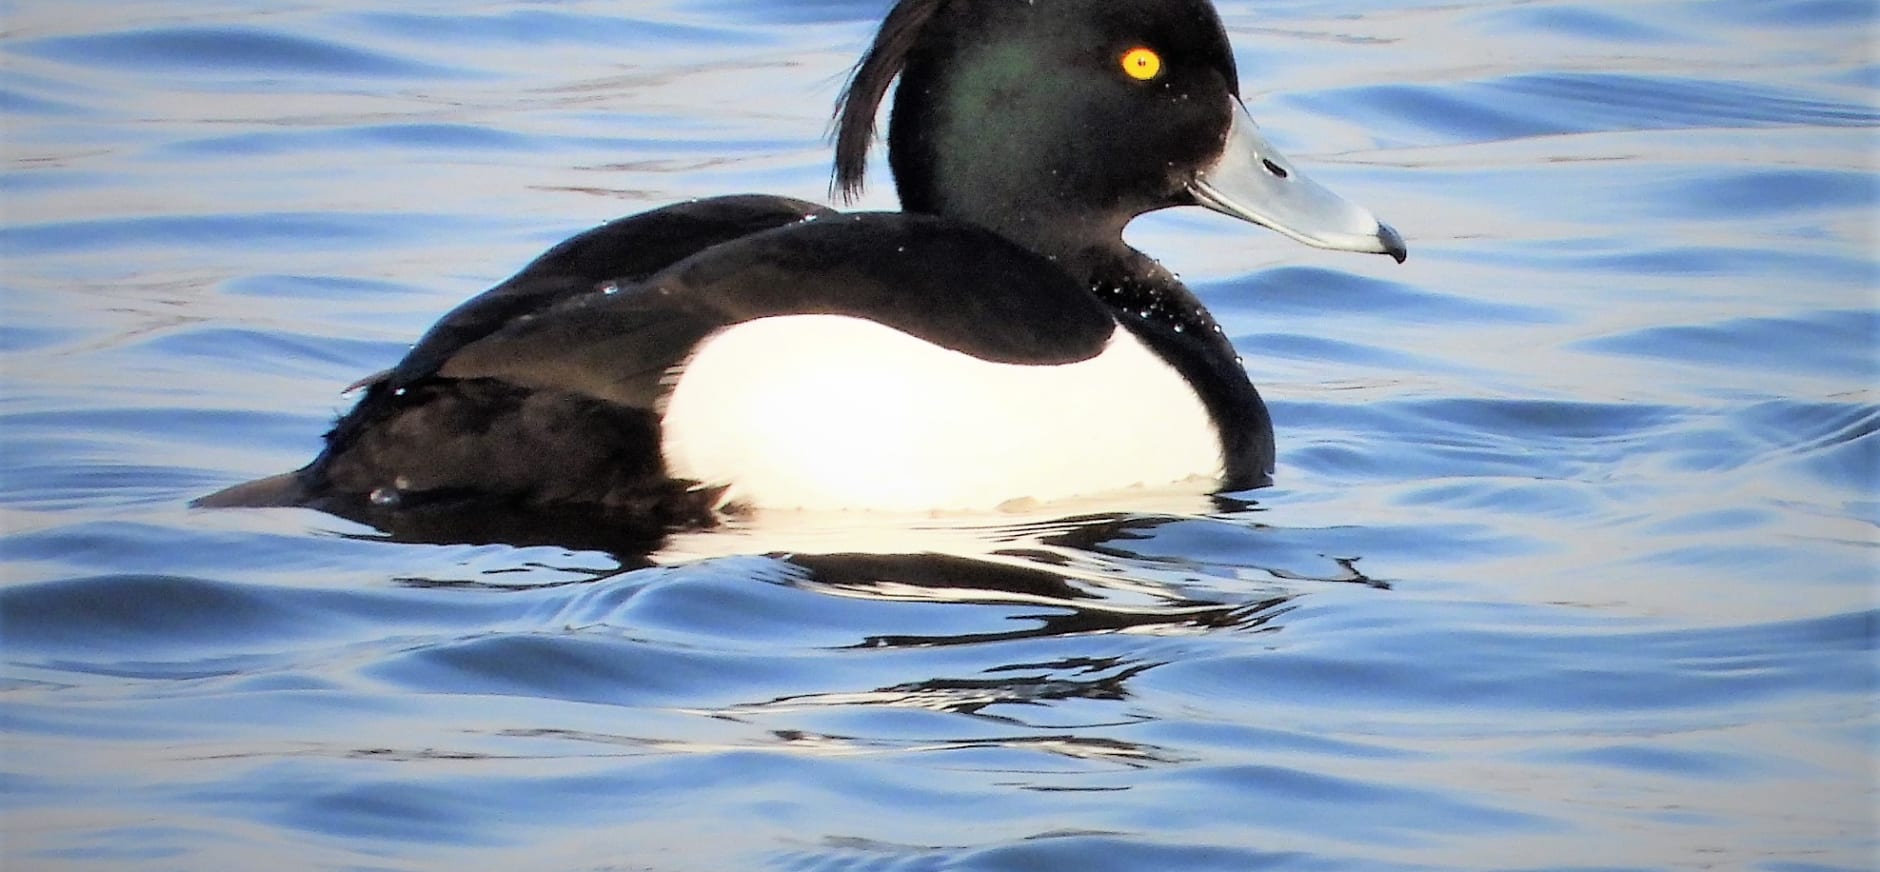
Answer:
[660,315,1221,511]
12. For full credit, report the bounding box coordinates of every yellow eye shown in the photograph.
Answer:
[1120,46,1162,81]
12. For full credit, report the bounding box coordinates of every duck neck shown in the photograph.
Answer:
[890,122,1136,283]
[973,213,1136,287]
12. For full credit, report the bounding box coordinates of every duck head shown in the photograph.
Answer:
[834,0,1406,263]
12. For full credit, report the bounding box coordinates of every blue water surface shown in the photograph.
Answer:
[2,0,1874,870]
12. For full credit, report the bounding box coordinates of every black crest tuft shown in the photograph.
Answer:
[831,0,947,203]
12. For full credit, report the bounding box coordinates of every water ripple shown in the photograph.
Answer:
[352,10,753,48]
[1215,267,1556,324]
[1317,73,1878,146]
[1,212,493,255]
[14,26,473,79]
[1476,6,1681,43]
[1581,309,1877,377]
[1644,168,1880,219]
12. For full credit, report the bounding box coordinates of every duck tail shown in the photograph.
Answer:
[192,471,311,508]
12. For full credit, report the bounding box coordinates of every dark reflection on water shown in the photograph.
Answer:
[793,549,1298,649]
[335,503,675,561]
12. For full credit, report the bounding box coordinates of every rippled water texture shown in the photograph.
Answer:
[2,1,1875,870]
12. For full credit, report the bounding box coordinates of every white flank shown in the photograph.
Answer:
[659,314,1221,511]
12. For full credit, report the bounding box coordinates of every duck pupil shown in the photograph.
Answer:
[1262,158,1289,178]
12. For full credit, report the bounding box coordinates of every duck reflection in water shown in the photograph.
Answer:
[393,506,1381,735]
[386,508,1383,767]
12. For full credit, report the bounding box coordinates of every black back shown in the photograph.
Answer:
[378,194,833,392]
[438,212,1118,407]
